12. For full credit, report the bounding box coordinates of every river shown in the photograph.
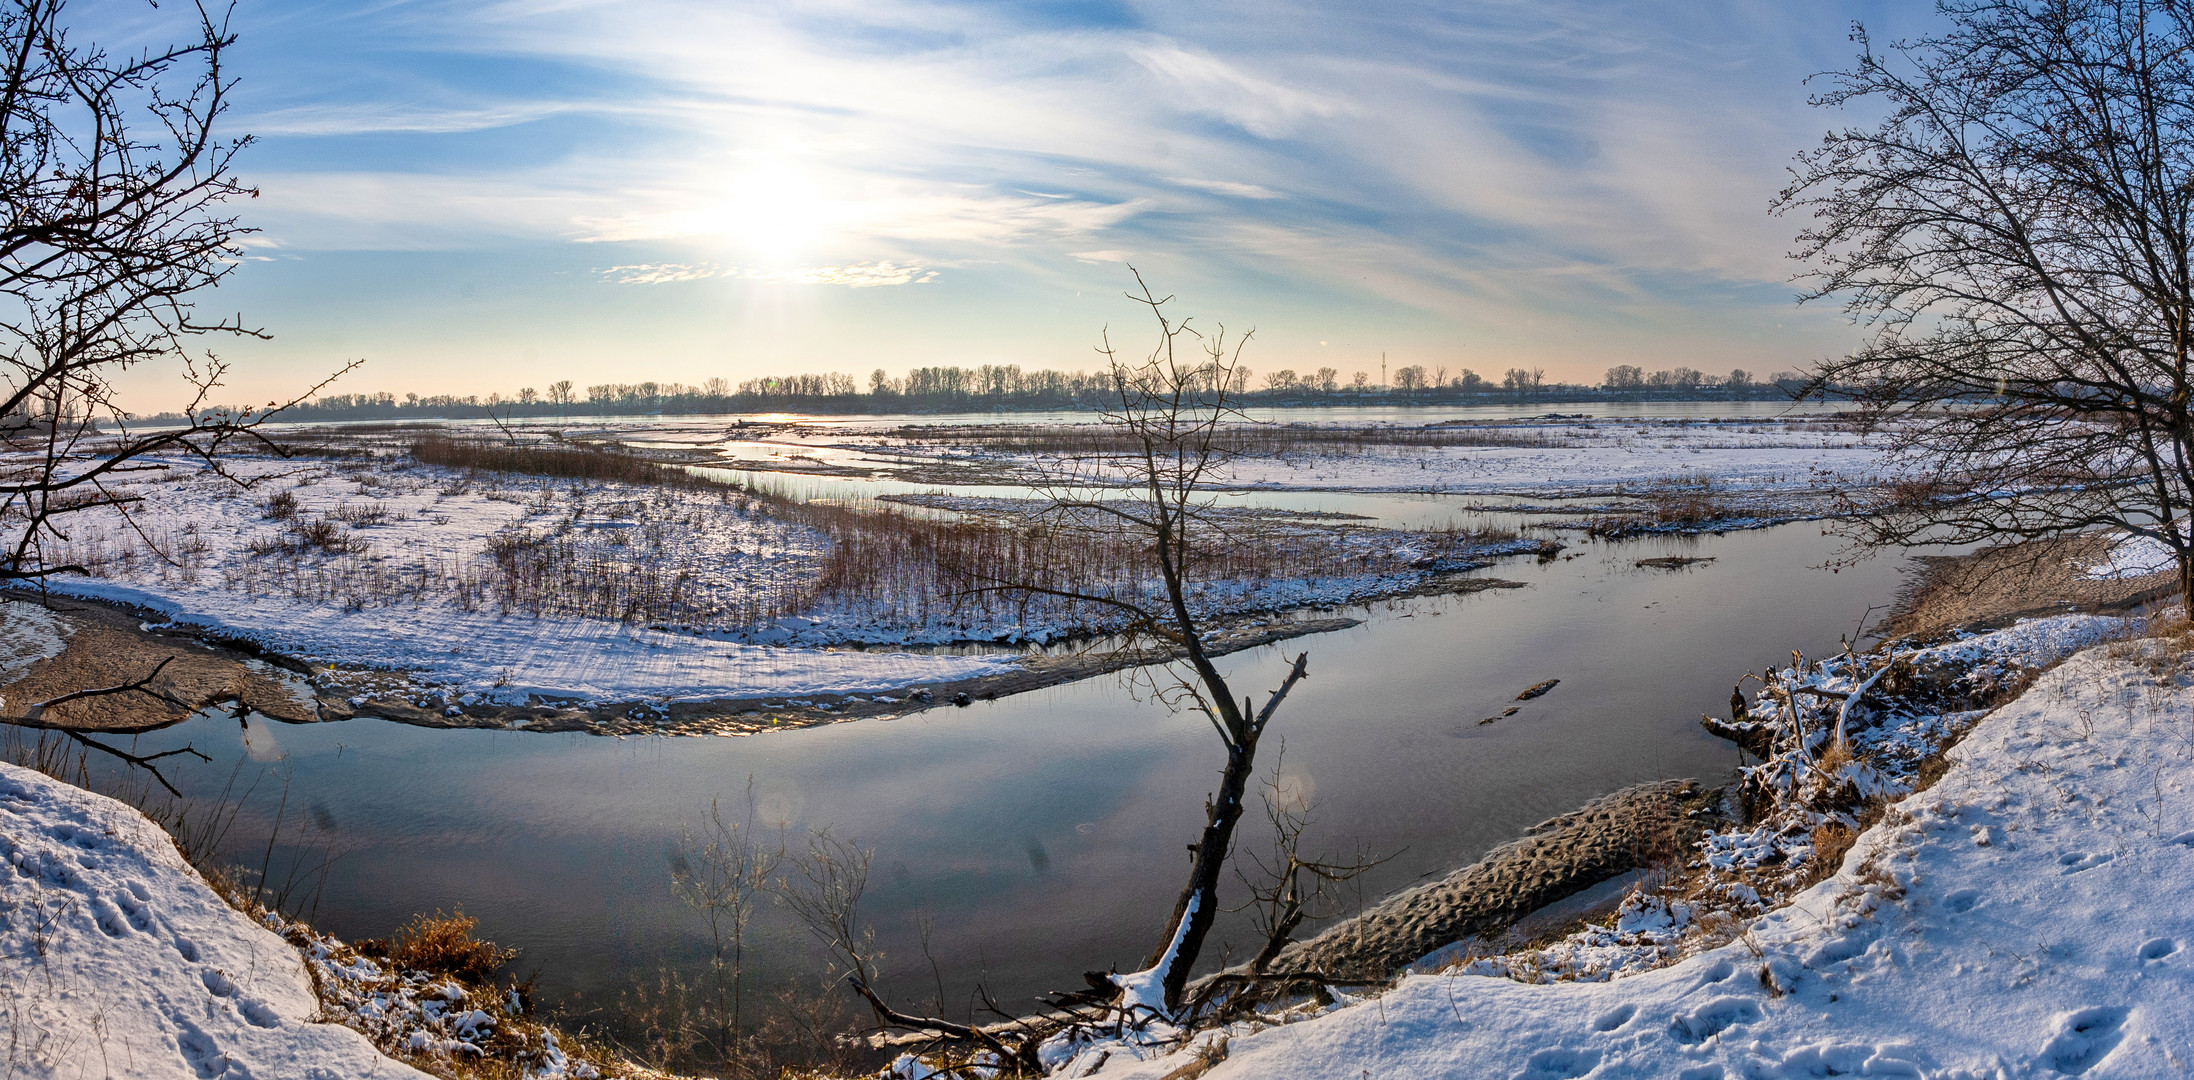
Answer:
[75,517,1914,1021]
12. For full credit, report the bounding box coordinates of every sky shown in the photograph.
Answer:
[96,0,1942,411]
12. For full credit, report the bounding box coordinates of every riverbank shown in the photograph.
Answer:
[14,601,2176,1079]
[1883,531,2179,638]
[0,581,1519,736]
[0,514,1940,1060]
[1086,608,2194,1078]
[0,760,437,1078]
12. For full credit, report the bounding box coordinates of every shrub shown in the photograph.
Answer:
[378,909,515,982]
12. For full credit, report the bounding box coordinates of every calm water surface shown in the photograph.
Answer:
[85,520,1913,1019]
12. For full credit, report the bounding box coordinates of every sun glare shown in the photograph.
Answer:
[712,159,839,261]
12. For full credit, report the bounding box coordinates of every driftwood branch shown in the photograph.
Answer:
[25,656,182,714]
[847,975,1035,1071]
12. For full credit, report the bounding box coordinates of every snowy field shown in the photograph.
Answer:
[646,414,1890,496]
[15,427,1564,707]
[1075,615,2194,1079]
[28,450,1013,705]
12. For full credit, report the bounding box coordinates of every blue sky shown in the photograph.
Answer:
[105,0,1938,409]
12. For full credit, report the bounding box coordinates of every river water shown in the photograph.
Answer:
[77,518,1916,1020]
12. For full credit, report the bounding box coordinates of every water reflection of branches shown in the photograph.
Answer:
[667,782,783,1060]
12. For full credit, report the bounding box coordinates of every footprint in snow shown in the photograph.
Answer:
[1667,997,1760,1045]
[2059,851,2115,874]
[2038,1006,2129,1075]
[2138,937,2177,962]
[1513,1047,1599,1080]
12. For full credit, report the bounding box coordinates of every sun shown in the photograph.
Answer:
[709,158,840,262]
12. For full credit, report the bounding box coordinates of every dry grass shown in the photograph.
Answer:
[51,429,1541,640]
[410,434,718,489]
[368,909,517,983]
[887,422,1552,457]
[1585,479,1741,539]
[801,499,1525,634]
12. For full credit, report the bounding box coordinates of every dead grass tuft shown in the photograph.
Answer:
[371,909,517,983]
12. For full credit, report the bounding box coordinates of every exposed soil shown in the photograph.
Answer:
[0,593,319,732]
[1273,779,1725,980]
[1880,533,2178,640]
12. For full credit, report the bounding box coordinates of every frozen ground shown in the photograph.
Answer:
[2083,532,2183,581]
[687,415,1890,496]
[0,761,428,1079]
[25,450,1014,705]
[1081,616,2194,1079]
[16,437,1554,706]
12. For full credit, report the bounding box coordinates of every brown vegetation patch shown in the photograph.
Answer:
[0,593,315,732]
[364,909,518,984]
[1880,533,2176,640]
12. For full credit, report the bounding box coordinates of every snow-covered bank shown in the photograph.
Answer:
[1095,620,2194,1078]
[18,440,1545,710]
[22,449,1014,706]
[0,761,427,1078]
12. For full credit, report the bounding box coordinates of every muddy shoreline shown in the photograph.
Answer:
[1879,532,2177,640]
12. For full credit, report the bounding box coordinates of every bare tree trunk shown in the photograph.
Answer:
[1143,738,1254,1006]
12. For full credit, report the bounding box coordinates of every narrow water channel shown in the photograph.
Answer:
[71,521,1913,1021]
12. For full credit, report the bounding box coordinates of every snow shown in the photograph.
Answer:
[2083,532,2180,580]
[0,761,428,1079]
[1091,620,2194,1078]
[13,440,1561,705]
[743,416,1890,497]
[1112,893,1198,1019]
[266,916,601,1079]
[0,598,68,688]
[23,451,1014,704]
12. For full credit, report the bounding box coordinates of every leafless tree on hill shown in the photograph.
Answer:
[1781,0,2194,612]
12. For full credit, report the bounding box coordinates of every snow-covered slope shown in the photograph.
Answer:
[0,762,427,1079]
[1099,636,2194,1078]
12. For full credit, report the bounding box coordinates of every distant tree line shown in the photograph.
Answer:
[158,361,1810,423]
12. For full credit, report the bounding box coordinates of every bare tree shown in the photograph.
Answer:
[1780,0,2194,610]
[998,272,1313,1017]
[0,1,353,801]
[0,0,353,593]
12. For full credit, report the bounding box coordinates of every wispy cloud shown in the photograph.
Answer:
[1130,44,1351,138]
[220,0,1931,382]
[600,261,939,287]
[241,101,572,137]
[1169,177,1282,200]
